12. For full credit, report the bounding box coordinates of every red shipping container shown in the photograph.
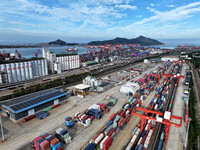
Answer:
[107,129,115,137]
[52,103,61,109]
[24,115,35,122]
[50,138,59,146]
[105,107,110,113]
[41,133,50,139]
[118,109,123,116]
[40,140,50,150]
[103,136,112,150]
[92,132,101,143]
[109,113,116,121]
[118,117,124,128]
[141,135,147,145]
[57,146,63,150]
[121,110,126,118]
[147,123,152,131]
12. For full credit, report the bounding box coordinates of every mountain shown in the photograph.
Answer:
[88,36,164,46]
[48,39,67,46]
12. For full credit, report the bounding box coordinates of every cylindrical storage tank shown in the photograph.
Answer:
[72,55,75,69]
[61,57,64,71]
[76,55,79,68]
[41,60,45,76]
[37,60,42,76]
[11,63,17,82]
[64,56,67,70]
[44,60,48,75]
[24,62,30,80]
[20,62,26,81]
[28,61,33,79]
[15,63,22,82]
[32,60,36,77]
[6,64,13,83]
[77,55,80,68]
[34,60,39,77]
[66,56,69,70]
[1,64,6,73]
[69,56,72,70]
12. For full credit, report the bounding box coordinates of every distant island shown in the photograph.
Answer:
[88,36,164,46]
[0,39,79,49]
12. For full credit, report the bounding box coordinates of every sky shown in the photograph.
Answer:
[0,0,200,43]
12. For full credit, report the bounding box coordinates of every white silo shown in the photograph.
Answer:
[75,55,78,68]
[66,56,69,70]
[38,60,42,76]
[6,64,13,83]
[72,55,74,69]
[73,55,76,69]
[34,60,39,77]
[44,60,48,75]
[62,56,65,71]
[1,64,6,73]
[11,63,17,82]
[15,63,22,82]
[78,55,80,68]
[24,62,30,80]
[28,61,33,79]
[64,56,67,70]
[32,60,36,77]
[69,56,72,70]
[41,60,45,76]
[20,62,26,81]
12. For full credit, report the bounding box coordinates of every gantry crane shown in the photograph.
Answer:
[148,73,161,84]
[35,49,40,58]
[15,50,22,60]
[163,74,185,85]
[132,107,182,142]
[173,60,186,66]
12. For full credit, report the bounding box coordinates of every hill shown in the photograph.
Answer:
[48,39,67,46]
[88,36,164,46]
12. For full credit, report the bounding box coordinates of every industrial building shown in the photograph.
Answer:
[161,56,179,62]
[120,82,140,94]
[42,49,80,73]
[1,89,68,121]
[0,59,48,84]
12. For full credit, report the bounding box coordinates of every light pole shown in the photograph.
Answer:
[0,115,4,141]
[185,117,192,149]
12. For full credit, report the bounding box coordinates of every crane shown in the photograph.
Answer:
[132,107,182,142]
[163,73,185,85]
[148,73,161,84]
[35,49,40,58]
[15,50,22,60]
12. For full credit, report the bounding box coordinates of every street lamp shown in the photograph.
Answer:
[0,115,4,141]
[185,117,192,149]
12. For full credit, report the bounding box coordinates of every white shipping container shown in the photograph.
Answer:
[95,133,104,144]
[11,63,17,82]
[100,136,108,149]
[6,64,13,83]
[137,137,143,145]
[130,134,137,144]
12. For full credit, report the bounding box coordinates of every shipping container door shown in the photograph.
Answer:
[54,99,59,105]
[28,109,35,116]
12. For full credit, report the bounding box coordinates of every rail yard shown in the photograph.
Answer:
[0,55,197,150]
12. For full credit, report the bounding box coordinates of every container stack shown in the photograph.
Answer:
[32,132,63,150]
[55,128,71,144]
[65,116,74,128]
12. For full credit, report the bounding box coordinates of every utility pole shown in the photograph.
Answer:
[0,115,4,141]
[185,117,192,149]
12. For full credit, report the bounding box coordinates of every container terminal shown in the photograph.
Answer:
[0,44,199,150]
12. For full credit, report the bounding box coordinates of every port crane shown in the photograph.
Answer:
[35,49,40,58]
[173,60,186,66]
[15,50,22,60]
[132,107,182,142]
[148,73,161,84]
[163,74,184,85]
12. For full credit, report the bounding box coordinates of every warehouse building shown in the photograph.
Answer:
[161,56,179,62]
[1,89,68,121]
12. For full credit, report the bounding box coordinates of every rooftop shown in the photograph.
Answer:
[2,89,66,114]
